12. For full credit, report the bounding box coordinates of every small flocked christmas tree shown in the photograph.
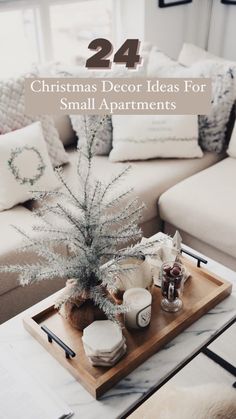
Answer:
[1,116,155,328]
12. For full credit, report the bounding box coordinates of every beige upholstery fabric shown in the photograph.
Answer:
[0,277,65,325]
[0,205,50,255]
[164,222,236,271]
[0,205,37,295]
[0,206,54,296]
[62,148,224,224]
[141,217,162,238]
[53,115,76,147]
[159,158,236,260]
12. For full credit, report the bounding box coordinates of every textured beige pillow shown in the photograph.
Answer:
[0,74,69,167]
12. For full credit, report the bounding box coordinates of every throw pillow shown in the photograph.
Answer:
[148,47,187,77]
[147,47,236,153]
[54,65,113,155]
[227,119,236,157]
[178,43,236,69]
[0,122,59,211]
[178,43,236,145]
[109,115,202,161]
[192,60,236,153]
[0,74,69,167]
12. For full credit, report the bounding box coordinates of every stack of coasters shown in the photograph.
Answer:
[82,320,126,367]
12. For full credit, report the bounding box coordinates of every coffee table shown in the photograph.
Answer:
[0,242,235,419]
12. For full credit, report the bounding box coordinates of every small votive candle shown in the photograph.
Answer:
[123,287,152,329]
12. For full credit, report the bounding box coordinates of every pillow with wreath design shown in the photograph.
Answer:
[0,122,59,211]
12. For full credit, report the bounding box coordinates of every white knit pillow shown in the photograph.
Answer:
[0,75,69,167]
[178,43,236,69]
[0,122,59,211]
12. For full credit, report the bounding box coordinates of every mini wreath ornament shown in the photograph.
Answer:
[8,146,46,186]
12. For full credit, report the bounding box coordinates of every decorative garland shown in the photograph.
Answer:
[8,146,46,186]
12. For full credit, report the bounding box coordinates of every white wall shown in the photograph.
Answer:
[208,1,236,61]
[118,0,236,61]
[118,0,213,59]
[115,0,145,46]
[144,0,212,58]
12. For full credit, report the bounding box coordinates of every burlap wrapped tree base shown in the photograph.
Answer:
[57,280,107,331]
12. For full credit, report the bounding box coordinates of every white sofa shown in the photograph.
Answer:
[159,157,236,271]
[0,115,229,323]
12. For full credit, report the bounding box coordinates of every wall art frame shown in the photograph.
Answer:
[159,0,192,8]
[221,0,236,5]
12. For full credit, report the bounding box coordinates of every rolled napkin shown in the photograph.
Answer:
[142,231,190,286]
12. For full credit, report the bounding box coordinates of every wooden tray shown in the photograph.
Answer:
[23,257,232,399]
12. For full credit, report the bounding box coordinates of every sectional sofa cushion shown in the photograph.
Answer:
[0,122,59,211]
[0,205,44,296]
[57,148,224,225]
[147,47,236,154]
[0,74,68,167]
[159,157,236,260]
[0,204,67,323]
[110,115,202,161]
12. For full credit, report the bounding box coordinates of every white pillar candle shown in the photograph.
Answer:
[123,287,152,329]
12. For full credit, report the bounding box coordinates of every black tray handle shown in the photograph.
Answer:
[41,325,76,359]
[181,248,208,268]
